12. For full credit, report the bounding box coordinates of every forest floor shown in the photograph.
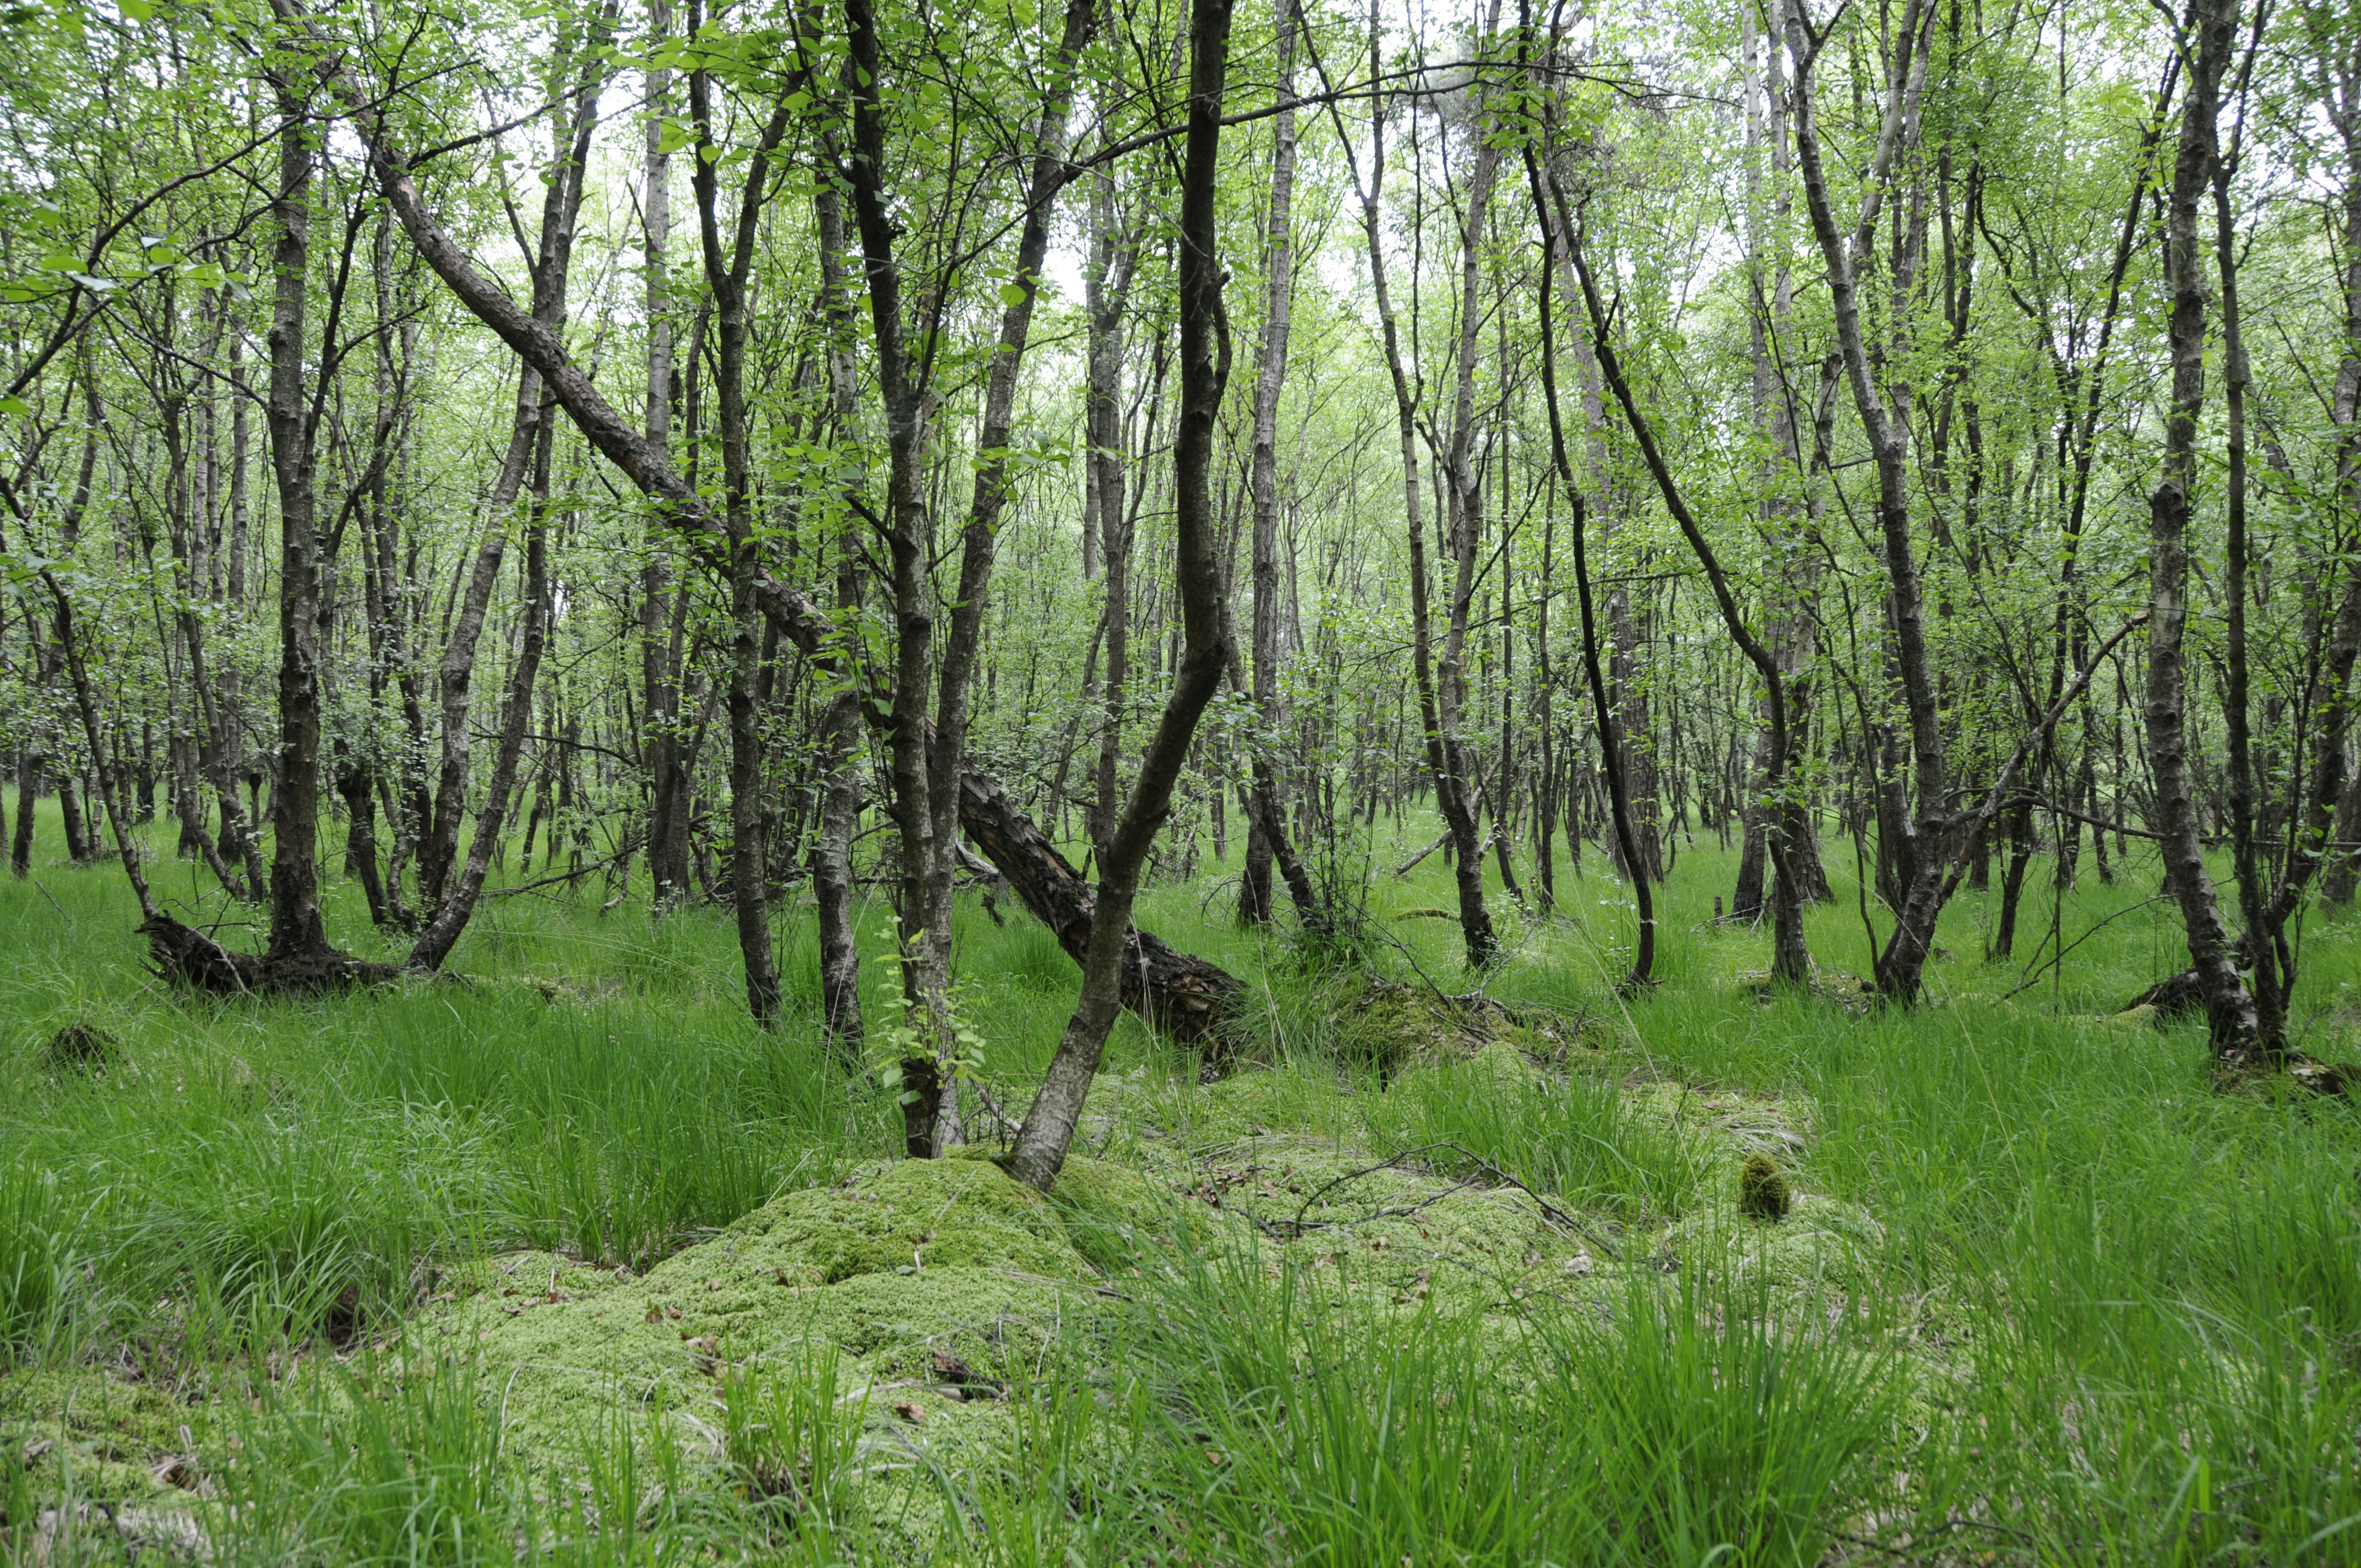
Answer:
[6,806,2361,1564]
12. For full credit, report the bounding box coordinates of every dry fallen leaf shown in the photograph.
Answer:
[891,1400,926,1423]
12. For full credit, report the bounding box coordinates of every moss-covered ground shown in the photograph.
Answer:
[6,802,2361,1562]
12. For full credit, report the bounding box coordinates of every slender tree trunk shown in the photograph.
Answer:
[2144,0,2260,1058]
[1239,0,1299,927]
[812,183,867,1060]
[1010,0,1236,1189]
[1353,7,1494,967]
[688,49,792,1025]
[420,17,610,909]
[1788,1,1947,1000]
[296,0,1247,1032]
[641,0,692,910]
[1086,173,1146,859]
[263,80,330,960]
[1530,171,1653,984]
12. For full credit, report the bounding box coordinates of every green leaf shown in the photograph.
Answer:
[0,394,28,418]
[997,281,1028,309]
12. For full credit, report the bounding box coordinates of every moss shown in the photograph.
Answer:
[720,1154,1091,1286]
[1738,1154,1792,1223]
[0,1366,206,1510]
[407,1152,1168,1460]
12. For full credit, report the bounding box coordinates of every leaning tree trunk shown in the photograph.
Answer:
[1008,0,1237,1190]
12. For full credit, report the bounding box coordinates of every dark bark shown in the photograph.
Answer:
[1009,0,1237,1189]
[1528,173,1653,986]
[262,77,330,962]
[338,760,390,928]
[958,758,1240,1041]
[2144,0,2261,1059]
[13,752,39,876]
[641,0,692,909]
[1555,174,1805,982]
[689,39,792,1026]
[1788,0,1945,1000]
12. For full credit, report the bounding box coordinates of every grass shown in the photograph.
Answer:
[4,798,2361,1562]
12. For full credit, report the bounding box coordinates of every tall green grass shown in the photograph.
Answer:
[10,798,2361,1559]
[1051,1245,1900,1566]
[1366,1050,1709,1217]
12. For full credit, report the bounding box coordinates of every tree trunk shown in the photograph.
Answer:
[1355,12,1494,968]
[1239,0,1300,928]
[288,0,1246,1037]
[2144,0,2260,1059]
[262,79,330,962]
[1788,1,1947,1000]
[640,0,692,910]
[1009,0,1237,1189]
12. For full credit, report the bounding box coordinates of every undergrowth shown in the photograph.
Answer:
[4,801,2361,1563]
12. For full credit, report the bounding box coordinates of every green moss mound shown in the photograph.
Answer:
[412,1151,1177,1455]
[1738,1153,1792,1222]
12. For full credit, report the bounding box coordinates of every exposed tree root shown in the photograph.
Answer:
[140,913,403,995]
[2120,967,2208,1020]
[2121,964,2353,1096]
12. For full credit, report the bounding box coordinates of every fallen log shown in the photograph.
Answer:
[142,770,1245,1041]
[140,913,402,994]
[956,759,1242,1043]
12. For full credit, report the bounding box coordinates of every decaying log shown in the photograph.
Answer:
[955,759,1241,1043]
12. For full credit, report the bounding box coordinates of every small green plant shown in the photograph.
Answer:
[869,945,989,1105]
[1739,1153,1791,1223]
[219,1353,514,1565]
[1368,1055,1708,1218]
[1539,1268,1898,1565]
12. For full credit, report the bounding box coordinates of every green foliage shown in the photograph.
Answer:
[715,1346,866,1528]
[8,816,2361,1560]
[219,1355,514,1567]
